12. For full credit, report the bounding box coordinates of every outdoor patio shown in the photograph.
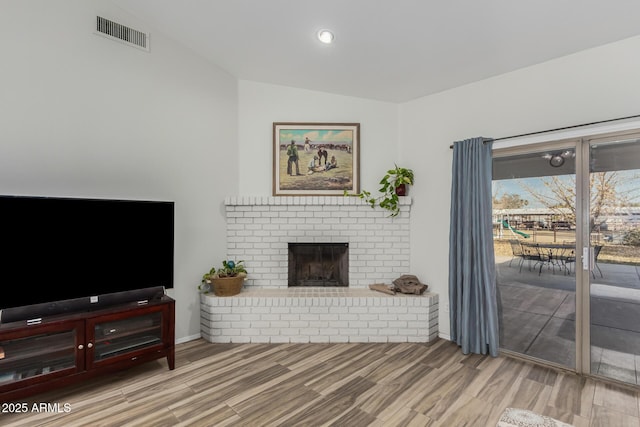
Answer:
[496,254,640,385]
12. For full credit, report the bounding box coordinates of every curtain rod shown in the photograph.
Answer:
[448,114,640,149]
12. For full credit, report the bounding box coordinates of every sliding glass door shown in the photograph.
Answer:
[492,131,640,384]
[492,141,579,370]
[585,133,640,384]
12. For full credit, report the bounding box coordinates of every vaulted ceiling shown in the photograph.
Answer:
[111,0,640,103]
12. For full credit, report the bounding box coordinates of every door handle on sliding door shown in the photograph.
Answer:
[582,247,590,271]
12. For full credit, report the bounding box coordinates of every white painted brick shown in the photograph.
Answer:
[209,336,232,343]
[300,313,321,322]
[348,321,368,328]
[388,321,408,329]
[388,335,408,343]
[231,321,252,329]
[290,320,309,328]
[368,321,388,329]
[328,307,350,315]
[270,307,291,314]
[251,321,270,328]
[270,321,290,328]
[212,321,232,329]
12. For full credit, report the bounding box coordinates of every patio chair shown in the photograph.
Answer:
[592,245,603,278]
[508,239,525,269]
[557,247,576,275]
[520,243,546,274]
[559,245,602,277]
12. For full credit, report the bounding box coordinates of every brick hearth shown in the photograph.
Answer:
[201,288,439,343]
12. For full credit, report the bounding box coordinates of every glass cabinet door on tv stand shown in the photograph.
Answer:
[88,309,164,368]
[0,320,84,390]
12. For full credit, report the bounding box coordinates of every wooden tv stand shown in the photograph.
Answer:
[0,295,175,402]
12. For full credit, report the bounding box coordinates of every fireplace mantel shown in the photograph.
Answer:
[224,195,412,208]
[224,195,412,289]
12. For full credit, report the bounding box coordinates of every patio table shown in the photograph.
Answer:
[520,242,576,275]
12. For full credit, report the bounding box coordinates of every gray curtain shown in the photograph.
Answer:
[449,137,499,357]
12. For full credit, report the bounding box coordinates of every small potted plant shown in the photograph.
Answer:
[345,164,414,217]
[200,260,248,296]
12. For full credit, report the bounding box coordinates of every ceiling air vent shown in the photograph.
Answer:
[95,16,149,51]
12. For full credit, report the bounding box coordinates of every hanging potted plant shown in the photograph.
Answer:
[388,165,414,196]
[200,260,248,296]
[345,164,414,217]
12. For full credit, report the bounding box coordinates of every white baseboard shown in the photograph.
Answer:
[176,333,201,344]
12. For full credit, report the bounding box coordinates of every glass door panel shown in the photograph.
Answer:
[92,312,162,363]
[0,329,77,385]
[492,143,578,369]
[588,136,640,384]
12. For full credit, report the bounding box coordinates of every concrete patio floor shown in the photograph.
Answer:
[496,255,640,385]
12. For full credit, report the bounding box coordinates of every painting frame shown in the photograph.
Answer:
[273,122,360,196]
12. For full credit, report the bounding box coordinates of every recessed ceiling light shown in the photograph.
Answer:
[317,29,334,44]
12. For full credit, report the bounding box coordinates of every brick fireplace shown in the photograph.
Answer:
[224,195,412,288]
[200,196,439,343]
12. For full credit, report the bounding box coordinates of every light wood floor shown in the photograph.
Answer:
[2,338,640,427]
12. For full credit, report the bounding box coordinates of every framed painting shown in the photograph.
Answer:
[273,122,360,196]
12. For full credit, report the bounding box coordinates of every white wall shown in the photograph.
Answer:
[238,81,399,195]
[0,0,237,341]
[400,35,640,339]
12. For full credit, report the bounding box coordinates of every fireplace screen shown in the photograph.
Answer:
[288,243,348,287]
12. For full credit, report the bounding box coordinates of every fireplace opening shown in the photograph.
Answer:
[288,243,348,287]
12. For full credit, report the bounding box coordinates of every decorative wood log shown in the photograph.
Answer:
[369,284,396,295]
[392,275,428,295]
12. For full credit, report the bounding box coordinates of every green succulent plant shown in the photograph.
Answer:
[199,260,248,293]
[202,260,247,281]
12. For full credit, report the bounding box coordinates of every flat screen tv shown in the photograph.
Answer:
[0,195,174,314]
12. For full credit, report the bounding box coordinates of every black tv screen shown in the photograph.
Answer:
[0,195,174,311]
